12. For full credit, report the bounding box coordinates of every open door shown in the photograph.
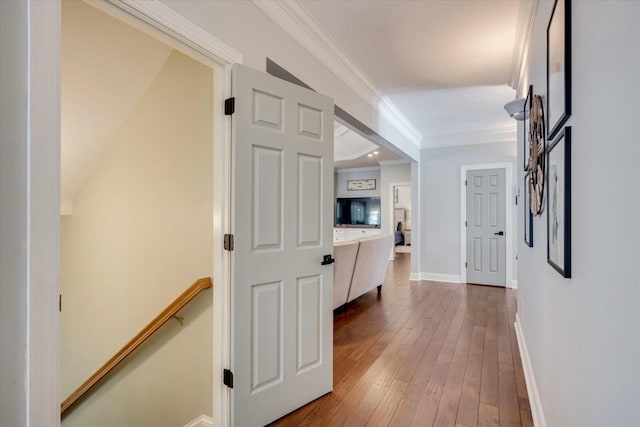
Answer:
[230,64,334,426]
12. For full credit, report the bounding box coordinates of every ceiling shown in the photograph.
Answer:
[299,0,520,148]
[61,0,172,212]
[334,122,405,169]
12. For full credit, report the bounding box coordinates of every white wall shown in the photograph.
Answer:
[61,51,213,426]
[0,3,29,425]
[159,0,418,160]
[335,168,381,199]
[516,2,640,426]
[419,142,517,282]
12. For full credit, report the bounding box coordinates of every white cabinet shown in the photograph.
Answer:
[334,227,381,242]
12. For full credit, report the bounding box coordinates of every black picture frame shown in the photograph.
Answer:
[523,85,532,171]
[547,0,571,139]
[546,127,571,277]
[524,172,533,247]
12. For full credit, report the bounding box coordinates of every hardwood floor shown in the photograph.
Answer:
[269,253,533,427]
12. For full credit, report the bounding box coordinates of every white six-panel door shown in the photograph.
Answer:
[231,64,334,426]
[466,168,506,286]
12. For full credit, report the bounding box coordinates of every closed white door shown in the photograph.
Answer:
[231,64,334,426]
[466,168,506,286]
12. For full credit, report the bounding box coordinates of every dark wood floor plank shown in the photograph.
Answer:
[269,254,532,427]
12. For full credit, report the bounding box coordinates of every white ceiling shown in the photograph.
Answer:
[334,122,404,169]
[299,0,520,148]
[61,0,172,211]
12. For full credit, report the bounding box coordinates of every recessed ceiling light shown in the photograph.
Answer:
[373,151,379,155]
[367,153,373,157]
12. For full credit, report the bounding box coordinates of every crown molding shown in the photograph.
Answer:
[509,0,539,94]
[378,159,411,166]
[423,124,517,149]
[334,166,381,173]
[106,0,243,65]
[252,0,423,148]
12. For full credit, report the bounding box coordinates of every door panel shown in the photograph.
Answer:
[466,168,506,286]
[232,64,334,427]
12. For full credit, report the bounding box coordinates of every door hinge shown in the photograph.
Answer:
[224,97,235,115]
[223,369,234,388]
[59,294,62,312]
[465,179,467,186]
[465,262,468,268]
[465,220,467,227]
[224,234,235,251]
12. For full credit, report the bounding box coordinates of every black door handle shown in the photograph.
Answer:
[494,231,505,236]
[321,254,335,266]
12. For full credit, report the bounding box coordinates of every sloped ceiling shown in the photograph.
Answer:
[298,0,520,148]
[61,0,172,212]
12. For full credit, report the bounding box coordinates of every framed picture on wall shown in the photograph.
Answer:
[547,0,571,139]
[547,127,571,277]
[347,179,376,191]
[524,172,533,247]
[523,85,532,171]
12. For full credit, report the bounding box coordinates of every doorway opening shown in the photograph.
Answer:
[460,163,514,287]
[392,184,412,256]
[57,1,235,425]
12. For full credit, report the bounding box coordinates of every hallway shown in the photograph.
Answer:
[271,254,533,427]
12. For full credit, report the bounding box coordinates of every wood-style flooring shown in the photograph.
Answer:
[270,253,533,427]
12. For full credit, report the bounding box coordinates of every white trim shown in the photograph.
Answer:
[334,166,380,173]
[509,0,540,93]
[184,415,214,427]
[515,313,547,427]
[409,272,462,283]
[378,159,411,166]
[106,0,242,65]
[27,1,61,424]
[509,279,518,289]
[423,124,517,149]
[31,1,238,426]
[460,163,514,287]
[251,0,423,149]
[423,273,462,283]
[387,181,411,261]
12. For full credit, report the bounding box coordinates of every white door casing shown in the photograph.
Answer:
[231,64,334,426]
[465,168,507,286]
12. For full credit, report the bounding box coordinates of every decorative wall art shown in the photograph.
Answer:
[523,85,532,171]
[528,94,545,216]
[347,179,376,191]
[547,127,571,277]
[524,172,533,247]
[547,0,571,139]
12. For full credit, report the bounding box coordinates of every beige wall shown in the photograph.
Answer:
[61,50,213,426]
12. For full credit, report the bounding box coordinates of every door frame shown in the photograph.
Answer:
[460,163,514,287]
[28,1,241,425]
[388,181,411,260]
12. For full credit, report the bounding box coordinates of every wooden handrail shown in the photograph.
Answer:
[61,277,213,414]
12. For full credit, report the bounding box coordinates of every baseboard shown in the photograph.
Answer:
[509,279,518,289]
[514,313,546,427]
[184,415,213,427]
[423,272,462,283]
[410,272,462,283]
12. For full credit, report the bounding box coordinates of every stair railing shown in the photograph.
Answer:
[61,277,213,414]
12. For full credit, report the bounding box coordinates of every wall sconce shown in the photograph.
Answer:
[504,98,526,121]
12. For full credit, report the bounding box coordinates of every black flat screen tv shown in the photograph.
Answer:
[335,197,381,227]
